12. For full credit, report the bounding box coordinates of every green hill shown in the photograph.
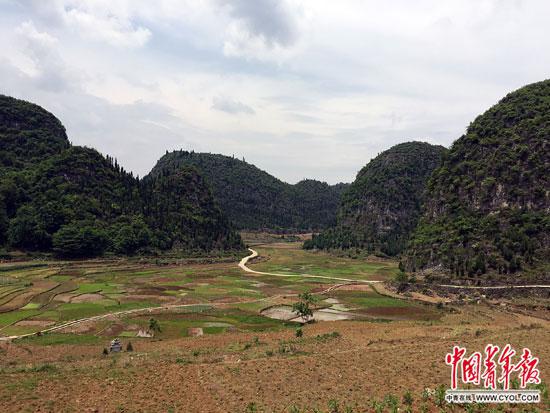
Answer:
[0,95,70,171]
[0,95,242,256]
[304,142,447,256]
[149,151,349,231]
[403,80,550,280]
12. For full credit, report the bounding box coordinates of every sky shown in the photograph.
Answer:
[1,0,549,184]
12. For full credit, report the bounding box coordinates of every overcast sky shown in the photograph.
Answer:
[1,0,549,184]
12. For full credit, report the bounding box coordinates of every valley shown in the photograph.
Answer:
[0,240,548,412]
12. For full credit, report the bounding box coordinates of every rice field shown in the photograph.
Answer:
[0,242,434,341]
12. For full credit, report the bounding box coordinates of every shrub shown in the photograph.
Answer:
[403,390,413,406]
[52,223,108,258]
[148,318,161,333]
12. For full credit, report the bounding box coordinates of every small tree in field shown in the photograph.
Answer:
[149,318,161,333]
[292,291,316,322]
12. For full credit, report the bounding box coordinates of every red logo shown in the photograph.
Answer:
[445,344,541,390]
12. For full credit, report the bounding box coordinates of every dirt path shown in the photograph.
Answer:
[0,254,344,342]
[239,248,383,284]
[241,249,550,290]
[3,249,548,342]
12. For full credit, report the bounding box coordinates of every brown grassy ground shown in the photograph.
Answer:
[0,303,548,413]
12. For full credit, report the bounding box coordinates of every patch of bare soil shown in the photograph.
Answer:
[54,293,76,303]
[374,283,452,304]
[331,283,374,292]
[1,304,548,412]
[121,294,173,303]
[71,293,105,303]
[361,306,432,319]
[209,296,242,303]
[64,322,97,334]
[0,280,59,312]
[14,320,55,327]
[100,323,124,336]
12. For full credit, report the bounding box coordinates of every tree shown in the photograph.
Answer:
[292,292,316,322]
[148,318,161,333]
[52,223,108,258]
[0,198,8,245]
[110,215,152,255]
[8,205,51,250]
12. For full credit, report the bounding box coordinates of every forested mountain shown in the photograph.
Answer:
[403,80,550,279]
[304,142,447,256]
[149,151,349,230]
[0,95,243,257]
[0,95,70,171]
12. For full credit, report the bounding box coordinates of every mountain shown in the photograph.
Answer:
[0,95,70,171]
[403,80,550,280]
[141,167,243,252]
[0,95,243,256]
[304,142,447,256]
[149,151,349,231]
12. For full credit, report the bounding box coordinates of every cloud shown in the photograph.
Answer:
[217,0,299,47]
[14,21,79,92]
[3,1,550,184]
[211,96,255,115]
[216,0,303,61]
[15,0,152,48]
[63,4,152,48]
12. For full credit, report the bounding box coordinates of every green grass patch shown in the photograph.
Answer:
[21,302,41,310]
[19,333,101,346]
[251,246,400,281]
[332,290,410,309]
[75,283,121,294]
[0,310,42,328]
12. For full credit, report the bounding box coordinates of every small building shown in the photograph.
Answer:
[109,338,122,352]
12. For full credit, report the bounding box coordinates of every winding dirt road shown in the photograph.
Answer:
[1,248,548,342]
[240,248,550,289]
[239,248,382,284]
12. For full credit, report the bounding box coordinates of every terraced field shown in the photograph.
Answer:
[0,242,548,412]
[0,243,431,343]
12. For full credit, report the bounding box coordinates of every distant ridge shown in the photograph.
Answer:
[149,151,349,231]
[403,80,550,280]
[304,141,447,256]
[0,95,243,256]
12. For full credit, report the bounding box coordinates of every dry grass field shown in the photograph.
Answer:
[0,243,548,412]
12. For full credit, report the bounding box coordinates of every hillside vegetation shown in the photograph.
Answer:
[403,80,550,280]
[0,95,243,257]
[304,142,446,256]
[149,151,349,231]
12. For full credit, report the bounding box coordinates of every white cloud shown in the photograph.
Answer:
[63,4,152,48]
[2,0,550,183]
[15,0,152,48]
[13,20,80,92]
[212,96,255,114]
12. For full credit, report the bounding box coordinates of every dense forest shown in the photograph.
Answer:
[149,151,349,231]
[403,80,550,279]
[0,95,243,257]
[304,142,446,256]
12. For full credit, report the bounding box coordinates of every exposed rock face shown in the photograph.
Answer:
[403,80,550,280]
[305,141,446,256]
